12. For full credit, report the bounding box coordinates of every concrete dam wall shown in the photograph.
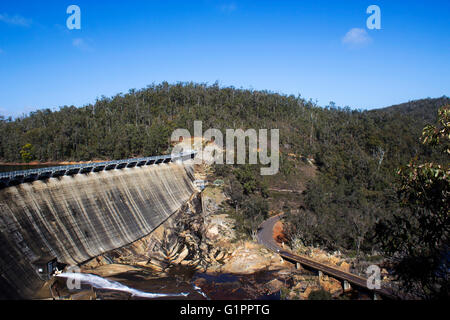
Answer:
[0,162,196,299]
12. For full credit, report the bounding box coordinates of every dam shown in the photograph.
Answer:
[0,153,197,299]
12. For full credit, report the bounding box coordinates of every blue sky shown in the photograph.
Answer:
[0,0,449,117]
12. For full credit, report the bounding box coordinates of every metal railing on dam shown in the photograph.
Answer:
[0,151,196,188]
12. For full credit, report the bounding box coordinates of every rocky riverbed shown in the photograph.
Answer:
[38,185,371,300]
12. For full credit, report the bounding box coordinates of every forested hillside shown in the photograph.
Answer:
[0,82,447,165]
[0,82,448,270]
[284,96,449,255]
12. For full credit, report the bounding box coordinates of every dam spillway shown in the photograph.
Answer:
[0,159,197,299]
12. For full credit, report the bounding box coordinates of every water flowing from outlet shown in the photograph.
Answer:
[192,283,209,300]
[57,273,189,298]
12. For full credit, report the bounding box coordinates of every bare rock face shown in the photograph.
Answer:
[77,183,358,301]
[265,279,284,293]
[82,264,142,277]
[82,192,232,275]
[296,246,353,274]
[338,261,351,273]
[215,241,288,274]
[201,186,227,216]
[287,274,318,300]
[319,274,344,297]
[298,286,320,300]
[82,185,290,279]
[204,214,235,242]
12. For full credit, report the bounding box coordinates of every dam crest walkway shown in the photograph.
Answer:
[0,151,196,188]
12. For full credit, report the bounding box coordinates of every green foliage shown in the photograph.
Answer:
[226,176,244,212]
[0,83,448,298]
[284,98,449,259]
[234,165,260,195]
[376,106,449,299]
[19,143,34,163]
[280,287,291,300]
[222,164,269,239]
[1,83,446,164]
[307,289,332,300]
[241,195,269,239]
[421,107,450,154]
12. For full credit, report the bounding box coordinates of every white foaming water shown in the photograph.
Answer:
[192,284,209,300]
[57,273,189,298]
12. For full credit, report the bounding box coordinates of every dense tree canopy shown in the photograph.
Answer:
[0,83,448,281]
[376,106,449,299]
[1,82,446,164]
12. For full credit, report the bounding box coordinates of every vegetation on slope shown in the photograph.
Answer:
[376,107,449,299]
[1,82,448,297]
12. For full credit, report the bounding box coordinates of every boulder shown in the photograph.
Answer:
[299,285,320,300]
[319,276,343,296]
[339,262,351,273]
[265,279,283,293]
